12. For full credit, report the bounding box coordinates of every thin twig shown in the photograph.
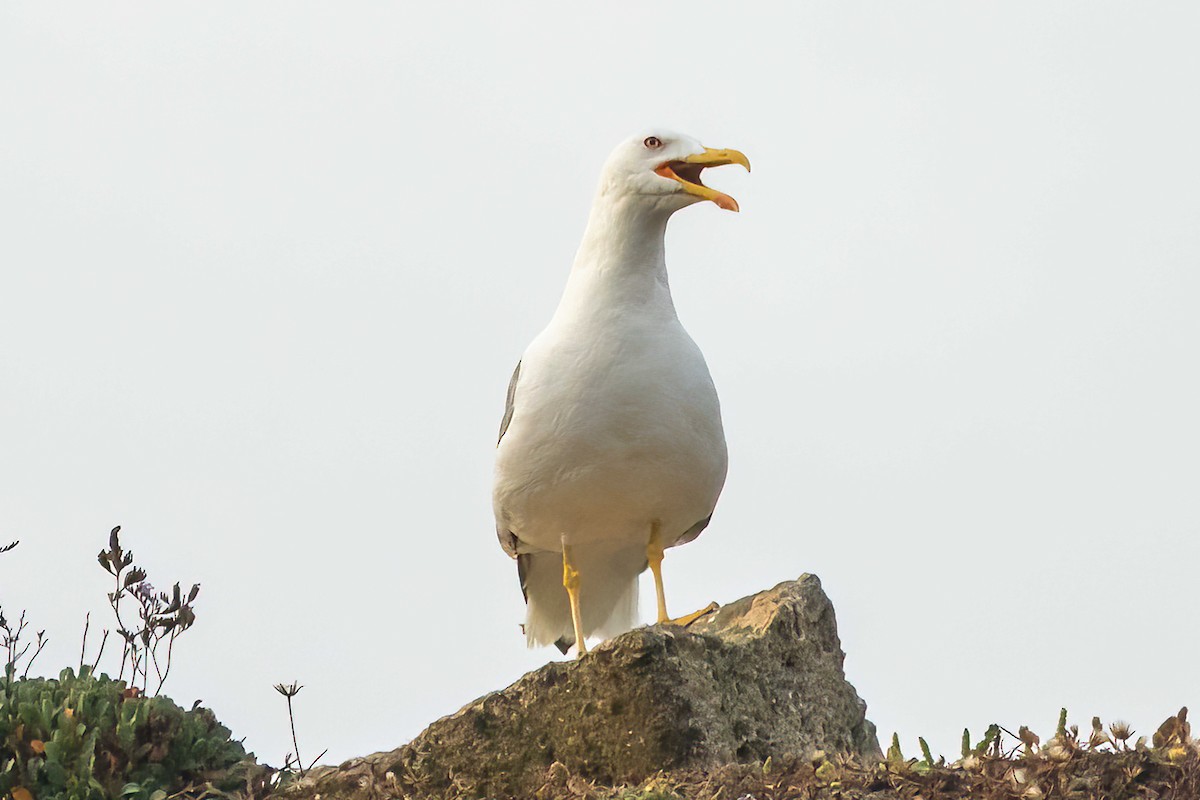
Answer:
[110,568,133,681]
[4,611,32,670]
[21,632,47,679]
[163,783,201,800]
[142,631,151,695]
[80,612,90,672]
[155,628,177,696]
[287,693,305,776]
[304,749,328,774]
[90,628,109,673]
[149,622,165,684]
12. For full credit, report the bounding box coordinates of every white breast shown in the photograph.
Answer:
[493,311,727,553]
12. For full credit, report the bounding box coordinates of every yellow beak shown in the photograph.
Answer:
[654,147,751,212]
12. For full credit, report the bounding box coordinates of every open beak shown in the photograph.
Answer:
[655,147,751,212]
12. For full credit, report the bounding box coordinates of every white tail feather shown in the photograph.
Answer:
[523,545,642,649]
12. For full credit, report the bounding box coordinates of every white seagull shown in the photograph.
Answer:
[493,130,750,655]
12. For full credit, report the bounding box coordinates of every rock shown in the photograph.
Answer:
[282,575,879,800]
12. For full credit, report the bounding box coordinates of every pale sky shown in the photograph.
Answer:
[2,2,1198,767]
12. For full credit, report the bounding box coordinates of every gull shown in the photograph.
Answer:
[493,130,749,655]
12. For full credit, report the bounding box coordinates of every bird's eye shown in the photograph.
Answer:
[643,136,662,149]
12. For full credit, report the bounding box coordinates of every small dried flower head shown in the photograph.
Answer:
[1088,716,1110,748]
[274,681,303,698]
[1044,741,1073,761]
[1110,721,1134,741]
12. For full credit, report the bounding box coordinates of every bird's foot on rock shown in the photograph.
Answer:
[662,601,719,627]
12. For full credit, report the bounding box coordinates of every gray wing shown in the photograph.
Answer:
[497,526,519,559]
[675,513,713,547]
[496,361,523,560]
[497,360,520,445]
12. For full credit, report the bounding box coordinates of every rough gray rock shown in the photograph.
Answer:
[282,575,879,800]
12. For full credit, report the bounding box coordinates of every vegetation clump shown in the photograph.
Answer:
[1,530,272,800]
[0,666,268,800]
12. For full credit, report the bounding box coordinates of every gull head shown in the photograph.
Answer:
[598,130,750,214]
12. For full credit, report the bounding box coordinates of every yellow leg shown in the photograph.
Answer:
[647,521,670,623]
[646,521,719,627]
[562,539,587,656]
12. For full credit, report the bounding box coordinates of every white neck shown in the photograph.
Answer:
[553,194,678,323]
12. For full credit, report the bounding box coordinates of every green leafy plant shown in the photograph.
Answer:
[0,666,267,800]
[885,731,908,770]
[961,722,1001,759]
[916,735,942,774]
